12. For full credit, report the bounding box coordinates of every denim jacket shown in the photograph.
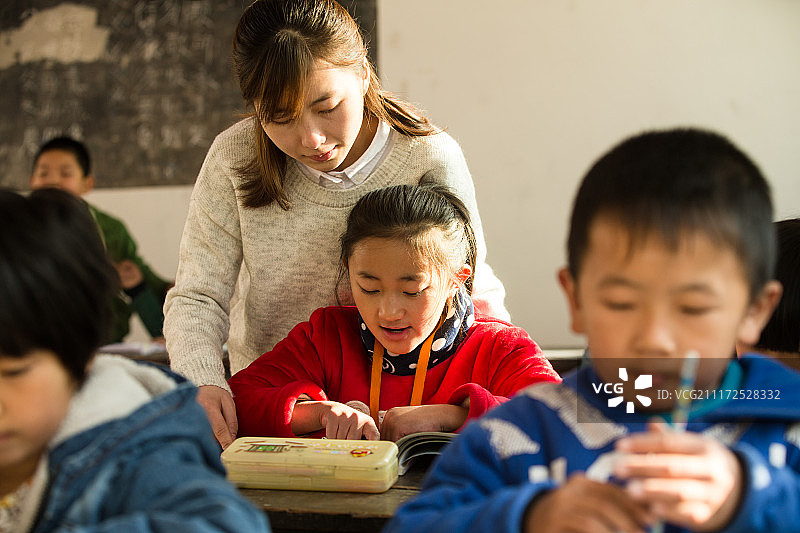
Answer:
[21,356,270,533]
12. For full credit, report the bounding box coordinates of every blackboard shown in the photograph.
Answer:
[0,0,377,190]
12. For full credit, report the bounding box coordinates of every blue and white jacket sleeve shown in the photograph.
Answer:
[384,418,554,533]
[721,439,800,532]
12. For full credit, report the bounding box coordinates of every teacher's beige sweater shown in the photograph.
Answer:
[164,118,508,391]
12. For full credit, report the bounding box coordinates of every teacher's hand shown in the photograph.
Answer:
[197,385,238,449]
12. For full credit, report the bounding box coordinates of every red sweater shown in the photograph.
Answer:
[229,306,561,438]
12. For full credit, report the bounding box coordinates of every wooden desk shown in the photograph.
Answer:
[98,342,170,366]
[98,343,231,377]
[544,348,584,375]
[241,464,426,533]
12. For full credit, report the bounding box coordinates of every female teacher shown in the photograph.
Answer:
[164,0,508,447]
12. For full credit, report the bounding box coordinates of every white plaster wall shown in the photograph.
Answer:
[378,0,800,348]
[91,1,800,345]
[85,185,192,340]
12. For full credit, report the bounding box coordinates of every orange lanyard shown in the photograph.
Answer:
[368,321,441,429]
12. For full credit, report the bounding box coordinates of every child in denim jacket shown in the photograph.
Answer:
[0,188,269,533]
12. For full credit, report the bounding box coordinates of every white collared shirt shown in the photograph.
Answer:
[298,121,394,189]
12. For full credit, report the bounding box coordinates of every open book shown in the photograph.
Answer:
[396,432,457,475]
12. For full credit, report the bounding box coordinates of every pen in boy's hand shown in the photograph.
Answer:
[650,350,700,533]
[671,350,699,431]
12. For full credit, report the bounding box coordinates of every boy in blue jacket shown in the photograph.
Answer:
[0,188,270,533]
[384,128,793,533]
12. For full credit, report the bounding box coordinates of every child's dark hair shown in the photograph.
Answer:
[0,188,117,383]
[756,219,800,354]
[33,136,91,176]
[567,128,775,300]
[337,183,476,302]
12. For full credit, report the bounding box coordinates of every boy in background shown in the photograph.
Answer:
[384,128,796,533]
[30,136,171,342]
[0,188,269,533]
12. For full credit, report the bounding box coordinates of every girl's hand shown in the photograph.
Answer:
[523,474,654,533]
[380,404,468,442]
[322,401,380,440]
[292,400,379,440]
[614,421,743,531]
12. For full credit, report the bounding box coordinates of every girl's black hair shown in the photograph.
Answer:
[337,183,476,302]
[0,188,117,383]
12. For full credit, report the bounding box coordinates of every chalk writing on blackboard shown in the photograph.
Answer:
[0,0,377,190]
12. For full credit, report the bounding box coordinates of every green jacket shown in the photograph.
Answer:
[89,204,171,342]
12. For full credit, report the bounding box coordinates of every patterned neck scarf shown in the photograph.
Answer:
[359,287,475,376]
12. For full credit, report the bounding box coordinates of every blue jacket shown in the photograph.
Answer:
[27,356,270,533]
[385,354,800,533]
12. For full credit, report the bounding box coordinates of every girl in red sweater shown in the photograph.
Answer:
[229,184,560,441]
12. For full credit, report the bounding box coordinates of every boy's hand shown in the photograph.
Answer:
[115,259,144,289]
[614,421,743,531]
[523,474,654,533]
[380,404,467,442]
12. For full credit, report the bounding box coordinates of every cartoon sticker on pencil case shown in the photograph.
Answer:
[350,449,373,458]
[235,440,308,453]
[245,444,291,453]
